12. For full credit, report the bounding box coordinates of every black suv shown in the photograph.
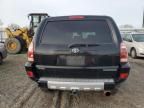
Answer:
[25,16,130,95]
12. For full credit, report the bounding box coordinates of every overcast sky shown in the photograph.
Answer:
[0,0,144,27]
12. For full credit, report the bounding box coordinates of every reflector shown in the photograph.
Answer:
[120,73,128,79]
[27,71,34,78]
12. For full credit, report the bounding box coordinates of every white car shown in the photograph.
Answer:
[122,33,144,58]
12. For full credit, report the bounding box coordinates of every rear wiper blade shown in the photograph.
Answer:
[68,43,100,48]
[87,44,100,47]
[68,43,86,48]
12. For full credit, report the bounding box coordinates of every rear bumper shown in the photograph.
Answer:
[25,62,130,90]
[38,78,115,91]
[137,53,144,57]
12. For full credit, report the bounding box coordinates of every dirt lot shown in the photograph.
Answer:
[0,54,144,108]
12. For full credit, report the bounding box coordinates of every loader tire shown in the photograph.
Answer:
[15,37,27,51]
[5,37,22,54]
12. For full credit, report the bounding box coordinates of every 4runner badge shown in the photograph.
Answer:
[71,48,80,54]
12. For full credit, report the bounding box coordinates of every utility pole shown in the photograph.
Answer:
[142,10,144,28]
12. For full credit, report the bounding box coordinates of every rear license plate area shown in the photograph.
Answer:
[66,56,85,66]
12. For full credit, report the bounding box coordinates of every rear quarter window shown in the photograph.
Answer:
[41,20,113,45]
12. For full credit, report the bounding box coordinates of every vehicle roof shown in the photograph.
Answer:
[28,13,48,16]
[44,15,113,21]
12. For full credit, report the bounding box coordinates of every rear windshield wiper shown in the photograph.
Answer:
[68,43,86,48]
[68,43,100,48]
[87,44,100,47]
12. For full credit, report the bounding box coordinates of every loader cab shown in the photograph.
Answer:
[28,13,48,36]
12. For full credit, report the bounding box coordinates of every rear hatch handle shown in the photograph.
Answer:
[68,43,100,48]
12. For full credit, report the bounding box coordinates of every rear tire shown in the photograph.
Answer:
[5,37,22,54]
[0,54,2,65]
[130,49,137,59]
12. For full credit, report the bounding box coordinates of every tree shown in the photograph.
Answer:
[119,24,134,28]
[7,23,20,31]
[0,19,3,26]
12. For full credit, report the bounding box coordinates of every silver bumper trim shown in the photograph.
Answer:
[39,78,114,91]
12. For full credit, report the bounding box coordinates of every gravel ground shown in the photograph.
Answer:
[0,54,144,108]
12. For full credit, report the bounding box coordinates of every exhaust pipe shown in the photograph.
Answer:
[104,91,111,96]
[71,89,78,95]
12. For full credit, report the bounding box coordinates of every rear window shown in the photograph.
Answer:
[41,20,113,44]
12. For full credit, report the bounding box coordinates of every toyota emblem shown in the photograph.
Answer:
[71,48,80,53]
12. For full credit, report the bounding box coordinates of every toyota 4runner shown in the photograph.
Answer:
[25,15,130,95]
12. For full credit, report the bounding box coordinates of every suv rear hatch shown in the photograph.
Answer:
[34,17,120,79]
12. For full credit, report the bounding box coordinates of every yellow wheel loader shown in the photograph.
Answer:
[5,13,48,54]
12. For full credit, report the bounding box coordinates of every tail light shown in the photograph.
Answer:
[69,16,85,20]
[27,71,34,78]
[120,73,128,79]
[120,42,128,62]
[28,41,34,62]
